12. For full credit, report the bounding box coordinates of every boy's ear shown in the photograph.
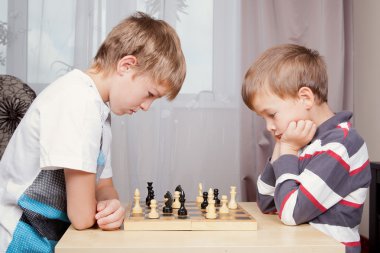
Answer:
[116,55,137,75]
[297,86,314,109]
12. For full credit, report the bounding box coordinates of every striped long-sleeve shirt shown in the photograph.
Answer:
[257,111,371,253]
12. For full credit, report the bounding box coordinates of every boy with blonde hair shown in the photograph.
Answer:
[0,12,186,252]
[242,44,370,253]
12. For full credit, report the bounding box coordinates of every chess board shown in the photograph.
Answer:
[124,201,257,231]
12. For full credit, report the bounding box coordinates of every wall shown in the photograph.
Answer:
[353,0,380,238]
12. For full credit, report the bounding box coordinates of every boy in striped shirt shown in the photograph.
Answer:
[241,44,370,253]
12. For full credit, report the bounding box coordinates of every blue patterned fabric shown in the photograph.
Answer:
[6,170,70,252]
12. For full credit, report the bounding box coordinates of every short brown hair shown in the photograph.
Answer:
[92,12,186,100]
[242,44,328,111]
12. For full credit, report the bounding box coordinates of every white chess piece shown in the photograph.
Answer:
[148,199,159,219]
[219,195,229,214]
[196,183,203,203]
[206,199,217,219]
[172,191,181,209]
[206,188,214,212]
[228,186,238,209]
[132,188,143,214]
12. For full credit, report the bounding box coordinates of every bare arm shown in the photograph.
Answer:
[96,178,119,200]
[64,169,97,230]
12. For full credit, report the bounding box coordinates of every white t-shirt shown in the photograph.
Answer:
[0,69,112,252]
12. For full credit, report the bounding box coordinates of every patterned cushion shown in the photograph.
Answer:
[0,75,36,158]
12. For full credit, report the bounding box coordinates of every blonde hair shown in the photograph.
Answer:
[242,44,328,111]
[92,12,186,100]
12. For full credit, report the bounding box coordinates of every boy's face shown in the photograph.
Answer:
[252,90,309,141]
[109,71,167,115]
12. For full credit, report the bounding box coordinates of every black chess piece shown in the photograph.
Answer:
[201,191,208,209]
[175,184,183,192]
[214,188,221,206]
[146,182,153,206]
[178,190,187,218]
[163,191,173,215]
[147,190,155,208]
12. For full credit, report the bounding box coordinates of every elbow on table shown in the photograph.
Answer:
[280,215,299,226]
[69,214,96,230]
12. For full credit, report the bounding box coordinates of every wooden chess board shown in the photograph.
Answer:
[124,201,257,231]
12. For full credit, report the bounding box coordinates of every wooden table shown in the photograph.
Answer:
[55,202,344,253]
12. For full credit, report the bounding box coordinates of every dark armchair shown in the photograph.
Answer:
[0,75,36,159]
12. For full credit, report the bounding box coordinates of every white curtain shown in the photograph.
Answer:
[2,0,352,203]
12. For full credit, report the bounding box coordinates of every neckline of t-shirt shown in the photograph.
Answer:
[72,69,110,116]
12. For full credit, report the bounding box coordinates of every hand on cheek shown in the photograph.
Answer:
[280,120,316,155]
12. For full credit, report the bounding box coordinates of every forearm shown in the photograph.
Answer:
[64,169,97,230]
[257,159,277,213]
[272,152,349,226]
[96,182,119,201]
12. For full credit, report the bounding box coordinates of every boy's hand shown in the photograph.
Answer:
[95,199,125,230]
[280,120,316,156]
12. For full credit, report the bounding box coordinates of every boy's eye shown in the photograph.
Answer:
[269,112,277,118]
[148,92,154,97]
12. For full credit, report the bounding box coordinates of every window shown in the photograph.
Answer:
[27,0,76,84]
[137,0,213,95]
[1,0,239,107]
[0,0,7,74]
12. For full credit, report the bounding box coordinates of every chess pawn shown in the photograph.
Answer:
[206,199,217,219]
[148,199,159,219]
[172,190,181,209]
[196,183,203,203]
[228,186,238,209]
[132,188,143,214]
[147,190,155,208]
[219,195,229,214]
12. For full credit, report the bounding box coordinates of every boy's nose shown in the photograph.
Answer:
[140,99,154,111]
[266,121,276,133]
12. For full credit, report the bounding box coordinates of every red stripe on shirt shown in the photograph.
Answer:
[339,199,363,208]
[299,185,327,212]
[349,159,369,176]
[342,241,361,247]
[279,189,297,219]
[299,150,350,172]
[336,125,349,138]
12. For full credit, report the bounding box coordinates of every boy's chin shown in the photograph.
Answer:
[110,109,125,116]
